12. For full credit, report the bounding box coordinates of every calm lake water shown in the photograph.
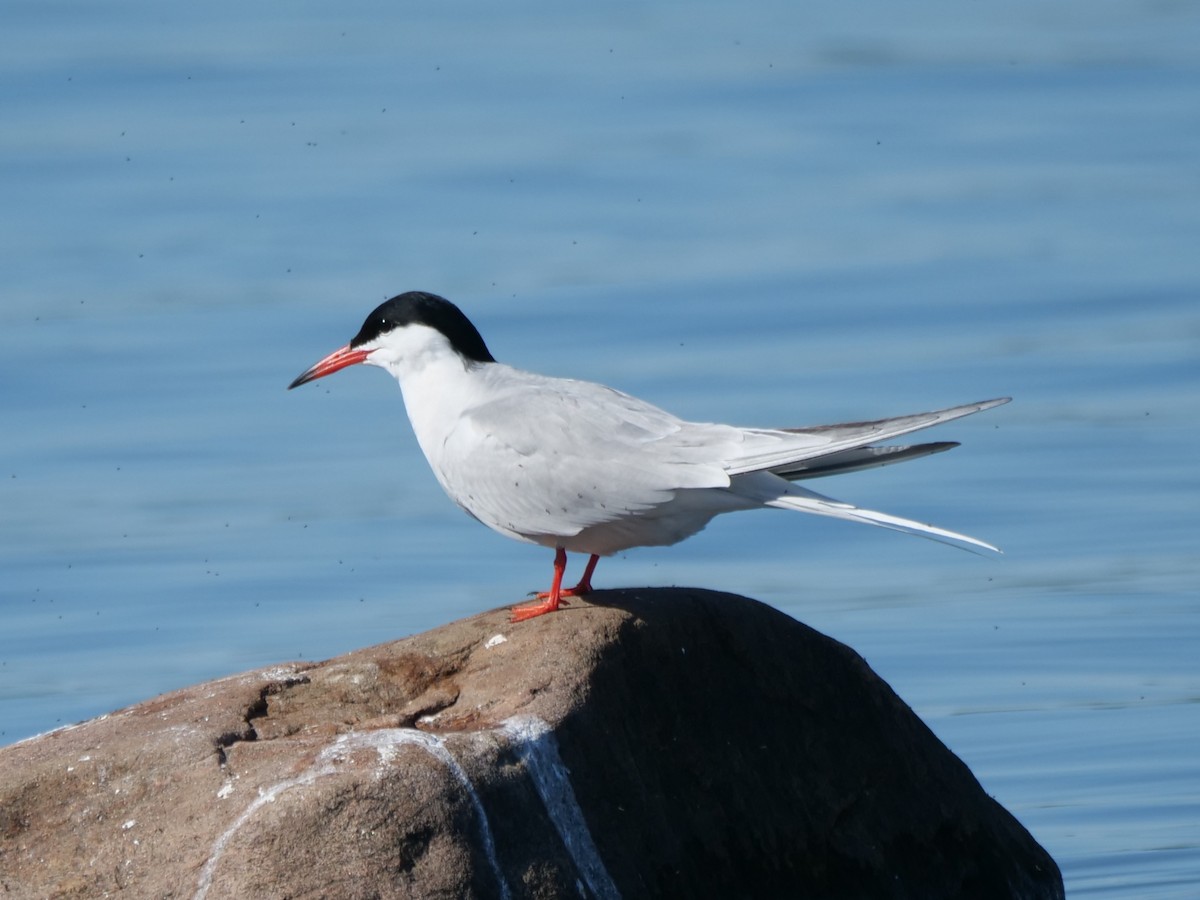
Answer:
[3,1,1198,895]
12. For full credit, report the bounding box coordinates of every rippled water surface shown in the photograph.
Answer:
[3,2,1199,895]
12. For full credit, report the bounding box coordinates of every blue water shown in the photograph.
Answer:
[3,1,1199,894]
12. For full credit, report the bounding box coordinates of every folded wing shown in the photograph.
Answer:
[724,398,1010,476]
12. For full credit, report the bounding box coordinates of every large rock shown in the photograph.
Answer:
[0,589,1062,899]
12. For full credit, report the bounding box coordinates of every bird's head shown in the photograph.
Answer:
[288,291,495,389]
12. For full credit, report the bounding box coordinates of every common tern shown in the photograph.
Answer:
[289,291,1008,621]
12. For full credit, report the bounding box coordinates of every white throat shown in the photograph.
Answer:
[364,323,489,470]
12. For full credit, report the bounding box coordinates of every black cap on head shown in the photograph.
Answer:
[350,292,495,363]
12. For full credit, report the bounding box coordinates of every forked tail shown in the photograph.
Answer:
[764,483,1001,554]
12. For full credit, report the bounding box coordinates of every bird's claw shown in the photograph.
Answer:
[530,583,592,601]
[510,596,564,622]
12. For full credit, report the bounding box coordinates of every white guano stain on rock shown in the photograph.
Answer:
[500,715,621,900]
[192,718,619,900]
[193,727,513,900]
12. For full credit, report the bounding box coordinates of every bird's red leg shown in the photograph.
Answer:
[533,552,599,600]
[570,553,600,596]
[510,547,569,622]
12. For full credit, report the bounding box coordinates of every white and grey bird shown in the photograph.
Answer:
[289,291,1009,621]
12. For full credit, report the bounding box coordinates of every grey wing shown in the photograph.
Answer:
[438,376,736,540]
[771,441,960,480]
[725,398,1010,477]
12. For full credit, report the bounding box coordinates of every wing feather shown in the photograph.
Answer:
[435,372,734,540]
[772,441,959,480]
[723,398,1010,476]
